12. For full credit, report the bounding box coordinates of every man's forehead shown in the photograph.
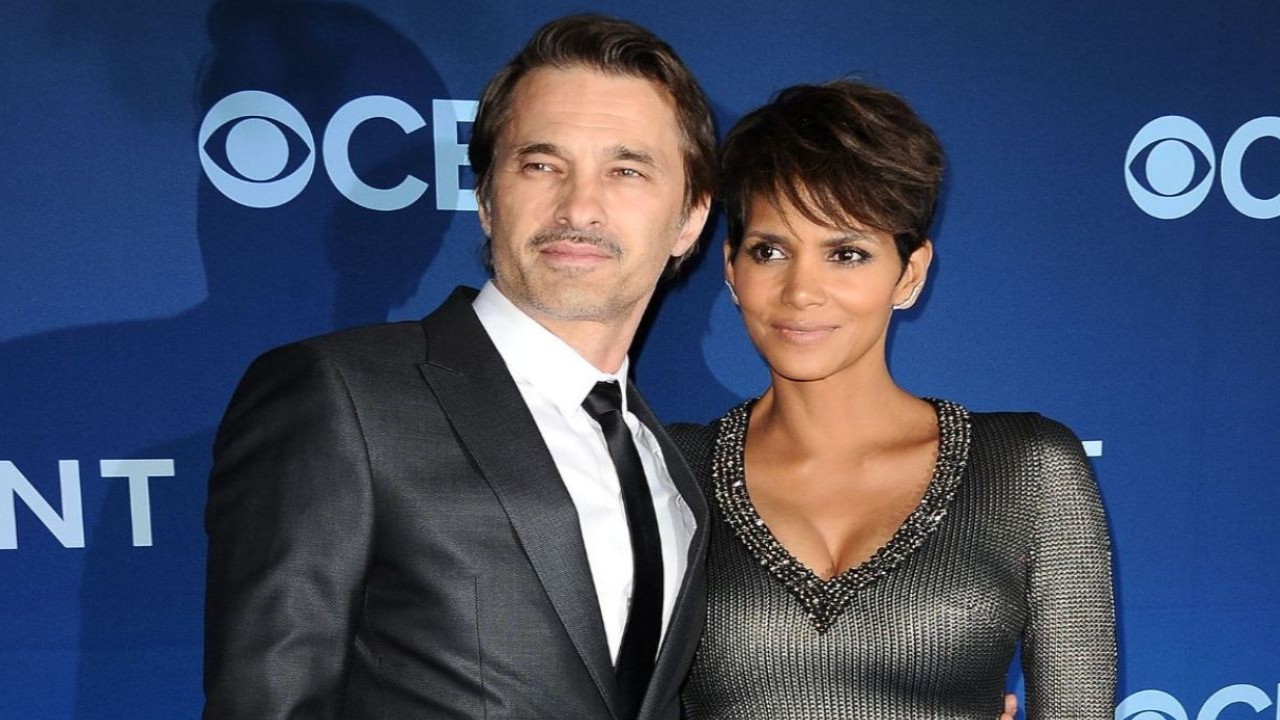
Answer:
[503,66,681,141]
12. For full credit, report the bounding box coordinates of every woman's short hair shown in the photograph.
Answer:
[721,80,944,266]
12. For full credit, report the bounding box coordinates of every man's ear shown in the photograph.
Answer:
[476,195,493,238]
[672,195,712,258]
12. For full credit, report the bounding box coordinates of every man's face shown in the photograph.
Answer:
[479,66,707,331]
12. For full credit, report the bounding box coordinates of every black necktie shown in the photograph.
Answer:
[581,381,664,717]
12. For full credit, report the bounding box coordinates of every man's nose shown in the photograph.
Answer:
[555,173,606,230]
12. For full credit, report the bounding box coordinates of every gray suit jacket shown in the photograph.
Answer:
[204,286,708,719]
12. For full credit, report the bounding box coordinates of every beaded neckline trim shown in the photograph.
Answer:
[710,397,972,633]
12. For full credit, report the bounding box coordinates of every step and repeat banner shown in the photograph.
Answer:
[1,1,1276,717]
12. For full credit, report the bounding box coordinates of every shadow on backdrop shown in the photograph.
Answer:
[0,2,449,717]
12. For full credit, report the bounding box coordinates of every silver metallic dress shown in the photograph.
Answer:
[670,399,1115,719]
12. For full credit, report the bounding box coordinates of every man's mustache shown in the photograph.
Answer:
[530,229,623,258]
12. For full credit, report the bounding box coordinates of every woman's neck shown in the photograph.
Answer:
[751,369,925,458]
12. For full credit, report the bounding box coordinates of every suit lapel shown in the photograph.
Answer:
[628,388,710,719]
[417,288,623,720]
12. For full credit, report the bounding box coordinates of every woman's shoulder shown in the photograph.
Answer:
[664,420,718,478]
[965,407,1088,463]
[962,406,1102,518]
[664,400,757,481]
[665,421,716,450]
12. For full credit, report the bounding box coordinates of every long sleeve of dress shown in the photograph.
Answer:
[1022,416,1117,719]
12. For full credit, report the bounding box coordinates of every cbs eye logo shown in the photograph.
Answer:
[1126,115,1280,220]
[1115,685,1276,720]
[198,90,477,211]
[199,91,316,209]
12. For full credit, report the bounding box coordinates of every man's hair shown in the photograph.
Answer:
[469,14,716,268]
[721,80,944,266]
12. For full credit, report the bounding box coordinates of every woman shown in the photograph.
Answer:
[673,81,1116,719]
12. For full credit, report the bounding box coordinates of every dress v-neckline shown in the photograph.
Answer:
[710,397,972,632]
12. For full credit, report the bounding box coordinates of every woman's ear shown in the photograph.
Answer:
[723,240,739,299]
[893,240,933,309]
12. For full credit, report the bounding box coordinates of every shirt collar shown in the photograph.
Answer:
[473,280,630,417]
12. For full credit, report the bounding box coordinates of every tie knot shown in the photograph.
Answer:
[582,380,624,420]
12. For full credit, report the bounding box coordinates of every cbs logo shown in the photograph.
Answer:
[198,90,477,211]
[1115,685,1277,720]
[1125,115,1280,220]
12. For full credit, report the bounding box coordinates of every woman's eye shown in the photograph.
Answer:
[831,247,866,264]
[748,243,784,262]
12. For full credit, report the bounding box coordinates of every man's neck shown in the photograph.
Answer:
[527,310,641,375]
[487,283,649,374]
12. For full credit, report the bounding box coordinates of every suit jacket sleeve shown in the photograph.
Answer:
[204,340,374,719]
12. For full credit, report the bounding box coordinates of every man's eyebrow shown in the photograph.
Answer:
[610,145,656,166]
[509,142,659,170]
[512,142,562,158]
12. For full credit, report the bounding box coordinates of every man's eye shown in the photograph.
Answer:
[613,167,643,178]
[522,162,554,173]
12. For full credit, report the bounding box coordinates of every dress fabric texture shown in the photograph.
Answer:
[670,399,1115,720]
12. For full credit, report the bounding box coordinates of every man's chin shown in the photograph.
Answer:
[529,288,632,324]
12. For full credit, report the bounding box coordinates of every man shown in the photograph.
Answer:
[203,14,713,720]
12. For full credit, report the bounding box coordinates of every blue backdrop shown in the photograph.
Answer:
[1,2,1276,718]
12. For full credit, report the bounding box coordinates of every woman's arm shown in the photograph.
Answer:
[1022,416,1117,719]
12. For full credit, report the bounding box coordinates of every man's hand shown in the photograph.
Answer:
[1000,692,1018,720]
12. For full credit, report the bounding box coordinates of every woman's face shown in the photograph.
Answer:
[726,194,931,385]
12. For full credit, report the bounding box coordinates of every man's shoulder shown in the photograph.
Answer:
[260,286,481,368]
[293,320,427,359]
[230,321,428,399]
[239,321,425,377]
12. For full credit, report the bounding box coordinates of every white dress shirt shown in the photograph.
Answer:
[472,281,696,662]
